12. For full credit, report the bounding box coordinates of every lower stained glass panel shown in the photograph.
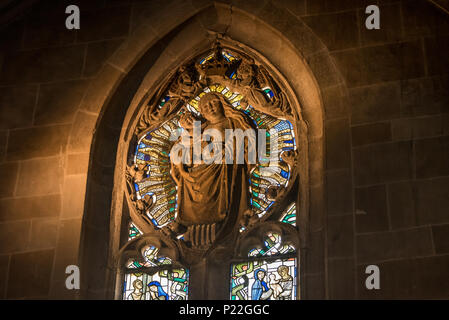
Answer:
[230,258,297,300]
[123,269,189,300]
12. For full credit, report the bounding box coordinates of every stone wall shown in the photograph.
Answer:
[0,0,447,299]
[315,0,449,299]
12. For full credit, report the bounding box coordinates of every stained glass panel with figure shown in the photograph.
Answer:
[123,243,189,300]
[230,231,298,300]
[123,269,189,300]
[230,258,296,300]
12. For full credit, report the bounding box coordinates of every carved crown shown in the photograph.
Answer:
[195,42,237,78]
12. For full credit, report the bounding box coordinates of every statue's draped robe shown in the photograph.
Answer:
[176,117,252,227]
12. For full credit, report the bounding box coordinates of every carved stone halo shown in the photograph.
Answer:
[125,42,298,261]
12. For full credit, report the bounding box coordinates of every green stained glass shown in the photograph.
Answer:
[126,245,173,270]
[279,203,297,227]
[123,269,189,300]
[230,258,297,300]
[124,243,189,300]
[142,245,173,267]
[134,116,180,228]
[128,222,142,241]
[248,232,295,258]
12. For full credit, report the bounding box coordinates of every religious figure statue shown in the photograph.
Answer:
[136,66,203,133]
[221,61,292,118]
[127,44,297,253]
[170,92,256,238]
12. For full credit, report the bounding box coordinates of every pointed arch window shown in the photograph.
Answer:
[118,42,302,300]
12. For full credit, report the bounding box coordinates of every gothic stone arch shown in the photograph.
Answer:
[78,2,344,299]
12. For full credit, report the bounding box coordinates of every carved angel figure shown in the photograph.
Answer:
[224,62,292,118]
[137,67,202,131]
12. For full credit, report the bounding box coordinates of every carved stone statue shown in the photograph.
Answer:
[171,92,255,230]
[136,66,202,133]
[168,66,203,100]
[127,44,297,254]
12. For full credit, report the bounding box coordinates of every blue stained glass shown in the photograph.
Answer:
[230,258,297,300]
[263,88,274,99]
[124,243,189,300]
[159,96,170,108]
[280,170,288,178]
[123,269,189,300]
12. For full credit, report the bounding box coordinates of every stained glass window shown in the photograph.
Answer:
[126,246,172,268]
[123,269,189,300]
[128,222,142,241]
[230,258,297,300]
[230,232,297,300]
[125,46,300,300]
[123,245,189,300]
[133,116,180,228]
[248,232,295,257]
[131,54,297,229]
[279,203,296,226]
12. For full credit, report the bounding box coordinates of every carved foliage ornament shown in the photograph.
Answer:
[125,43,298,261]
